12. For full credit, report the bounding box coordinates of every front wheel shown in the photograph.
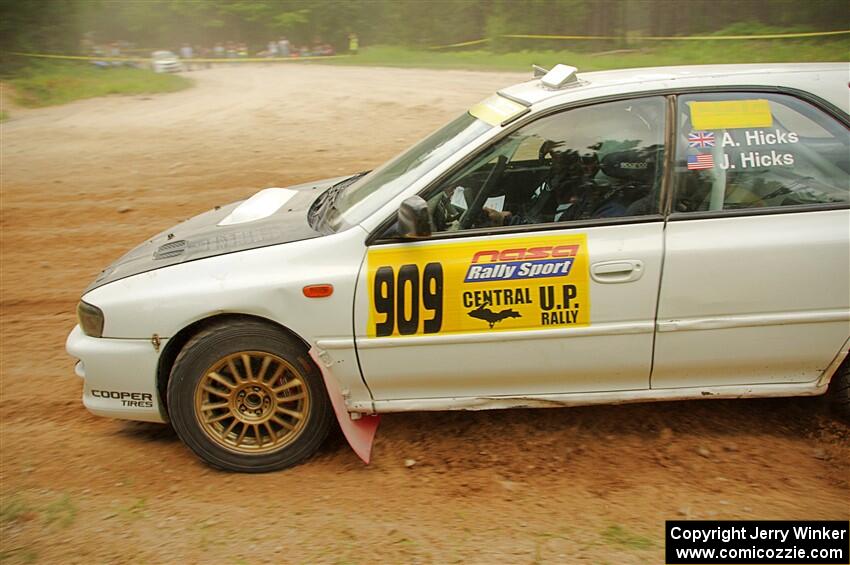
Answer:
[167,320,333,472]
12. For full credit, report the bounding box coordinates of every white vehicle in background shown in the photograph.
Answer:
[151,50,182,73]
[67,63,850,473]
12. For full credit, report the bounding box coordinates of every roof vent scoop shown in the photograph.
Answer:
[540,64,579,89]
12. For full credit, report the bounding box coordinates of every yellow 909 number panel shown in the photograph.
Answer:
[366,234,590,338]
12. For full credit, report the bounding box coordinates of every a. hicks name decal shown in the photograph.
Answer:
[367,234,589,338]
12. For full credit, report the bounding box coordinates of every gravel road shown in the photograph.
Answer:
[1,64,847,564]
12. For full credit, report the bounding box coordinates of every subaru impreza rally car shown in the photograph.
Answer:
[67,63,850,472]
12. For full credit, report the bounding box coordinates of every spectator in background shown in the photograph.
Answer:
[278,37,290,57]
[348,32,358,55]
[267,40,279,58]
[213,42,225,61]
[180,43,194,70]
[80,33,95,55]
[197,45,211,69]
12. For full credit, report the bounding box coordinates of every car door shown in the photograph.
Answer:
[353,96,669,402]
[652,91,850,388]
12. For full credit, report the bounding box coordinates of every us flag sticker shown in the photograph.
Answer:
[687,154,714,170]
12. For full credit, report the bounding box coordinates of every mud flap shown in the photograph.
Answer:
[308,347,379,464]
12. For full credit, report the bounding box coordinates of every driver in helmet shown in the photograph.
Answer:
[484,141,602,226]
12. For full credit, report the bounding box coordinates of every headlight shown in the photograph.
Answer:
[77,300,104,337]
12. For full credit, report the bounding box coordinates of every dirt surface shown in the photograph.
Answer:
[1,64,848,564]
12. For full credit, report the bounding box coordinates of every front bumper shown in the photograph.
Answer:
[154,62,182,73]
[65,325,168,423]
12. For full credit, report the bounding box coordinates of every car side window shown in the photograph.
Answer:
[674,92,850,213]
[424,97,667,233]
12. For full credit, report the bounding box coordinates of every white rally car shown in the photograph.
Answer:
[151,50,182,73]
[67,63,850,472]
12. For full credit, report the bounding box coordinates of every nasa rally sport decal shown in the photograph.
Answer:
[367,234,589,337]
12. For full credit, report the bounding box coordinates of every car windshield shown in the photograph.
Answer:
[325,112,492,231]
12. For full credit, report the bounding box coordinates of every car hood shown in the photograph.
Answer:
[84,176,347,293]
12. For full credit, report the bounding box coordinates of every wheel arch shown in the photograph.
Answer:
[156,313,311,419]
[819,335,850,389]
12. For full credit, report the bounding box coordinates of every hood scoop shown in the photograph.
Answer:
[82,175,346,294]
[217,188,297,226]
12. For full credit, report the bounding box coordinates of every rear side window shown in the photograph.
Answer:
[673,92,849,213]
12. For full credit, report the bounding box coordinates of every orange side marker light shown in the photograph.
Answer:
[303,284,334,298]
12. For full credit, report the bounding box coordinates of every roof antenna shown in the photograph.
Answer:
[532,64,549,78]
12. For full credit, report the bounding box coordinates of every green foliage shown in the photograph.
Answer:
[0,0,85,71]
[327,39,849,72]
[44,494,77,528]
[707,21,811,36]
[1,0,847,81]
[0,495,31,523]
[3,0,848,61]
[0,547,39,564]
[600,524,655,551]
[116,497,148,521]
[9,61,192,108]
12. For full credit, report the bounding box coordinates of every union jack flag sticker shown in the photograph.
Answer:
[688,131,715,148]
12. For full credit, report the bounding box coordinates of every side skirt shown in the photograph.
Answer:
[357,380,829,414]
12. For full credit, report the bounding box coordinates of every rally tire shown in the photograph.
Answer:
[828,358,850,423]
[167,320,333,472]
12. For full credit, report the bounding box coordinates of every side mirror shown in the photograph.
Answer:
[397,196,431,239]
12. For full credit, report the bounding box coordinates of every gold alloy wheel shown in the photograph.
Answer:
[194,351,310,454]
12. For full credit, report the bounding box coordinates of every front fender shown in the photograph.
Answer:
[81,227,373,412]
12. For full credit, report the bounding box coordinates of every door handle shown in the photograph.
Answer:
[590,260,644,283]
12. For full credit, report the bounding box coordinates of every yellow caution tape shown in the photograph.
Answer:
[8,52,352,63]
[634,29,850,40]
[428,38,491,50]
[502,34,620,41]
[9,51,147,62]
[429,28,850,48]
[179,54,352,63]
[12,27,849,63]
